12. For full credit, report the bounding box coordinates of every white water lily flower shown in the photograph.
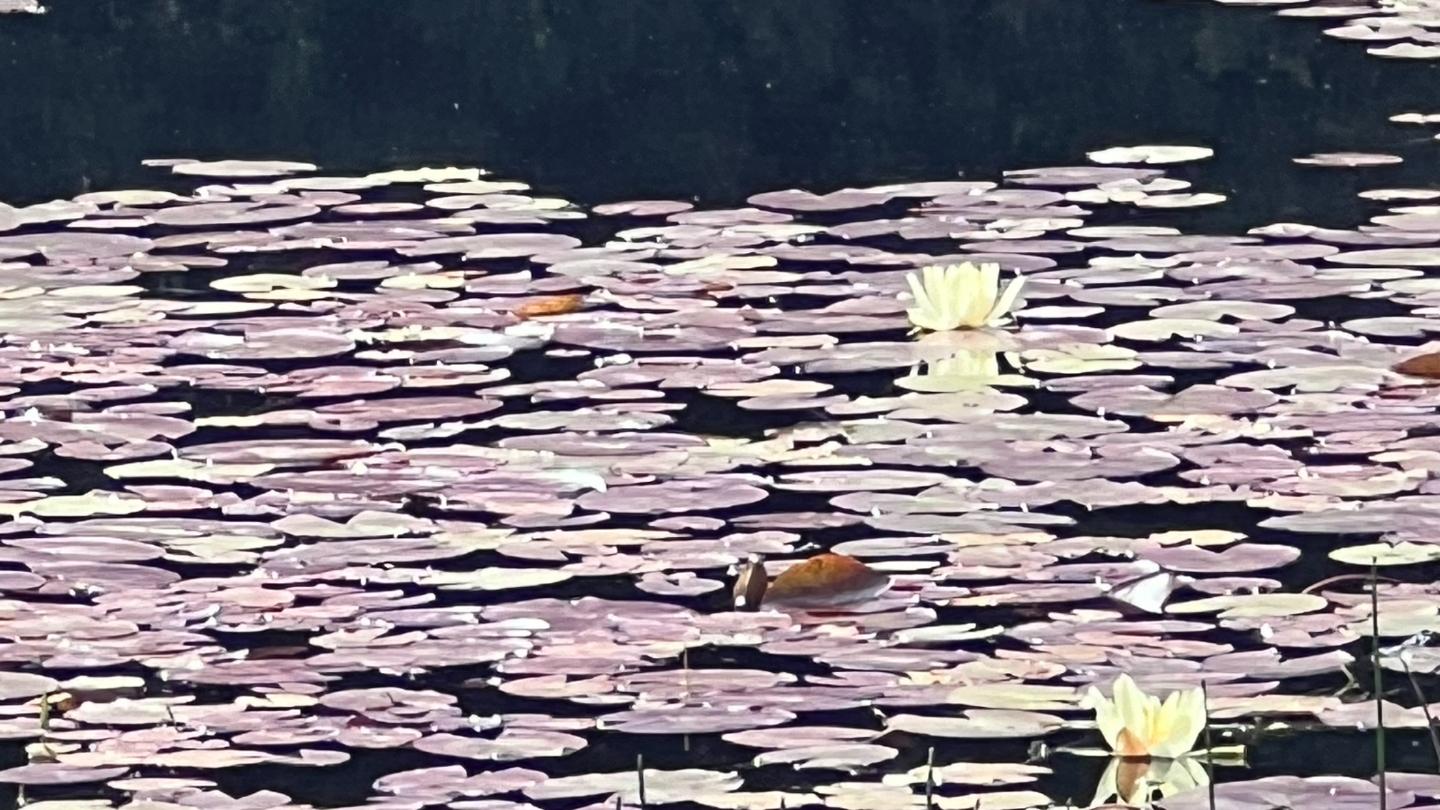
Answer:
[1081,674,1205,758]
[1091,755,1209,807]
[903,262,1024,331]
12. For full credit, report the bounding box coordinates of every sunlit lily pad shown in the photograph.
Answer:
[1329,542,1440,566]
[884,710,1063,739]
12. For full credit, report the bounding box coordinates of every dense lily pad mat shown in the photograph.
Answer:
[0,147,1439,809]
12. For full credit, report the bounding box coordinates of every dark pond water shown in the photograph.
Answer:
[3,2,1440,810]
[1,0,1437,228]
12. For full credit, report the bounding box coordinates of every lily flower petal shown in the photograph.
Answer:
[986,274,1026,325]
[1089,674,1206,759]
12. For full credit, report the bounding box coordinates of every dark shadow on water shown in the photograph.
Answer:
[0,0,1438,234]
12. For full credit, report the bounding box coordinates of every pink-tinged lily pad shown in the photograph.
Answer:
[0,764,128,784]
[1160,776,1409,810]
[883,711,1063,739]
[636,571,724,596]
[170,328,355,360]
[151,203,322,227]
[374,765,547,800]
[398,233,582,259]
[578,478,768,514]
[724,726,878,749]
[412,729,587,761]
[0,670,59,699]
[1004,166,1164,187]
[747,188,892,212]
[598,705,795,734]
[172,160,318,177]
[752,744,899,772]
[524,768,742,804]
[1294,152,1403,167]
[593,200,694,217]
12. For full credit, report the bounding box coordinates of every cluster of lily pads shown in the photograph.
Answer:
[2,145,1440,810]
[1208,0,1440,63]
